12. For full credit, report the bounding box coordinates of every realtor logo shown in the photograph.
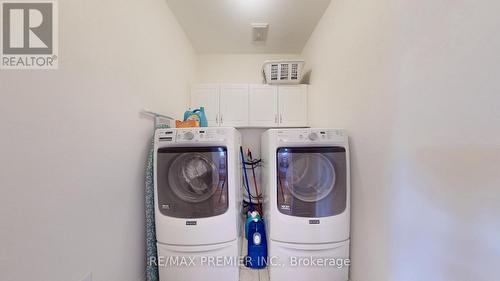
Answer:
[1,0,58,69]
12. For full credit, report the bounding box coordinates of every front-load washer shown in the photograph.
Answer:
[261,128,351,281]
[154,127,242,281]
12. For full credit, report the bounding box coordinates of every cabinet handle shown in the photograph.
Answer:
[216,114,219,124]
[274,114,278,124]
[280,114,283,123]
[220,114,223,124]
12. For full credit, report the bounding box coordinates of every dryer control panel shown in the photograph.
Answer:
[277,129,345,143]
[157,128,228,143]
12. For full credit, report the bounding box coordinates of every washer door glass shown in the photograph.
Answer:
[156,147,228,218]
[277,147,347,218]
[168,153,220,203]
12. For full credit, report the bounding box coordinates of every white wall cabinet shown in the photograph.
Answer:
[249,84,308,127]
[278,85,308,127]
[190,83,307,128]
[249,85,279,127]
[219,84,249,127]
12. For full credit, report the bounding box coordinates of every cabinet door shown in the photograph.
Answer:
[219,84,249,127]
[190,84,220,126]
[249,85,279,127]
[278,85,308,127]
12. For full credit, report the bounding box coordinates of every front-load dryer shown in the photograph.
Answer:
[154,127,242,281]
[261,128,350,281]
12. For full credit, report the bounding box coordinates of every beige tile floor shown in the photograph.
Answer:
[240,268,269,281]
[239,236,269,281]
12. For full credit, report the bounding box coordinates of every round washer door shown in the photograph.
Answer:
[168,153,219,203]
[277,147,347,218]
[287,153,336,202]
[156,146,229,219]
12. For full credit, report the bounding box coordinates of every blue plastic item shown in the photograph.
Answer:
[246,216,268,269]
[183,107,208,127]
[245,211,261,240]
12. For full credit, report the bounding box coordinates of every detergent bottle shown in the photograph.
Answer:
[183,107,208,127]
[246,215,268,269]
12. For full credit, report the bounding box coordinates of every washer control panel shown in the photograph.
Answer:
[157,129,228,143]
[277,129,345,143]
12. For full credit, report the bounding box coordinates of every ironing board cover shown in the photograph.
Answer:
[146,124,168,281]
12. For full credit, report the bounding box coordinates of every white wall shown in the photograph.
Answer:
[0,1,196,281]
[302,1,500,281]
[196,53,302,83]
[390,1,500,280]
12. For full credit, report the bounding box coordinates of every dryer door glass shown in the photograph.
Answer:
[276,147,347,217]
[157,147,228,218]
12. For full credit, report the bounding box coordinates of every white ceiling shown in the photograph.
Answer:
[166,0,332,54]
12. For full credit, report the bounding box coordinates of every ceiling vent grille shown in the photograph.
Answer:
[252,23,269,42]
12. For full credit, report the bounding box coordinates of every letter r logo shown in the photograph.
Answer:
[2,2,53,54]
